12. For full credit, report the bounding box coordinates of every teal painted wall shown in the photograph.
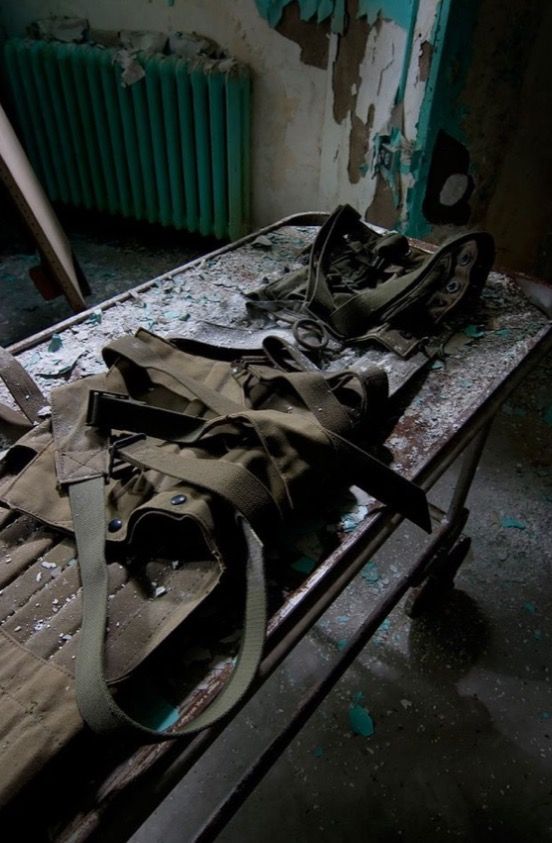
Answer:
[256,0,457,236]
[255,0,416,33]
[358,0,416,30]
[404,0,481,237]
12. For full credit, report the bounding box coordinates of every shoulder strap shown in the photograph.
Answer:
[71,475,267,740]
[102,333,243,416]
[0,345,47,432]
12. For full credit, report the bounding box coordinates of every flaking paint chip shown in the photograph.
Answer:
[251,235,273,250]
[86,310,102,325]
[291,555,316,574]
[501,516,526,530]
[464,324,485,339]
[348,704,374,737]
[361,561,379,583]
[48,334,63,352]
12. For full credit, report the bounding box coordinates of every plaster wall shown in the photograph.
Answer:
[318,20,407,212]
[318,0,437,227]
[406,0,552,276]
[471,1,552,275]
[0,0,328,228]
[401,0,436,142]
[0,0,439,234]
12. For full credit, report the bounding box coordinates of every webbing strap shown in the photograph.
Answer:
[87,390,210,443]
[0,402,33,432]
[328,263,446,338]
[70,476,267,740]
[304,205,422,333]
[119,444,284,537]
[306,204,359,313]
[261,335,321,373]
[247,368,354,436]
[308,228,489,342]
[327,431,431,533]
[0,345,46,427]
[103,334,242,416]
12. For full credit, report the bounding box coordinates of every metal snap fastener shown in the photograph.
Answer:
[458,251,473,266]
[170,494,187,505]
[446,279,460,293]
[108,518,123,533]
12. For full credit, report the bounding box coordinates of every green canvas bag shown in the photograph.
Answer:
[0,327,429,803]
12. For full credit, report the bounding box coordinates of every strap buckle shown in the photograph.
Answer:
[109,432,146,476]
[86,392,146,475]
[87,390,130,427]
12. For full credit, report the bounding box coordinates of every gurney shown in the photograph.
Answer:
[0,213,550,841]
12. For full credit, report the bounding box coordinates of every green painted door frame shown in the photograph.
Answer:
[404,0,481,237]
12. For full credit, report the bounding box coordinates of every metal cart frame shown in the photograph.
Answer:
[3,214,551,842]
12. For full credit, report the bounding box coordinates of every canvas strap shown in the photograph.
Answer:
[248,206,494,358]
[243,367,355,436]
[102,333,243,416]
[48,326,430,741]
[0,345,47,430]
[86,390,429,532]
[71,476,267,739]
[305,206,443,336]
[119,443,285,537]
[327,431,431,533]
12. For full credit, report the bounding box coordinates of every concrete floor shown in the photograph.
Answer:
[0,209,211,347]
[1,217,551,841]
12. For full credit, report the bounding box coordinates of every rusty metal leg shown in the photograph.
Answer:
[445,420,492,522]
[405,420,492,616]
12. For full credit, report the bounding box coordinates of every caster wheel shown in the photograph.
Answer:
[405,536,472,618]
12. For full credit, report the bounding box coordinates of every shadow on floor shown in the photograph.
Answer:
[0,206,217,346]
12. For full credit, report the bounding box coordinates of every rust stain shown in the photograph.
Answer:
[418,39,433,82]
[276,1,330,69]
[332,0,372,124]
[365,173,397,228]
[348,103,374,183]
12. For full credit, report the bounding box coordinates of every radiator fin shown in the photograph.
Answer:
[2,38,251,240]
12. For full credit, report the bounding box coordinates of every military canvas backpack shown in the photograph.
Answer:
[0,326,430,804]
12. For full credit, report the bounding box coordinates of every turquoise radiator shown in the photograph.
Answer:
[3,38,251,240]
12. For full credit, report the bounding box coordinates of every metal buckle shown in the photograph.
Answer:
[86,390,130,427]
[109,432,146,476]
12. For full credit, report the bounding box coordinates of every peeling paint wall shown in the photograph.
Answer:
[255,0,417,33]
[319,15,406,218]
[1,0,441,236]
[0,0,329,229]
[405,0,552,276]
[319,0,436,228]
[5,0,548,273]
